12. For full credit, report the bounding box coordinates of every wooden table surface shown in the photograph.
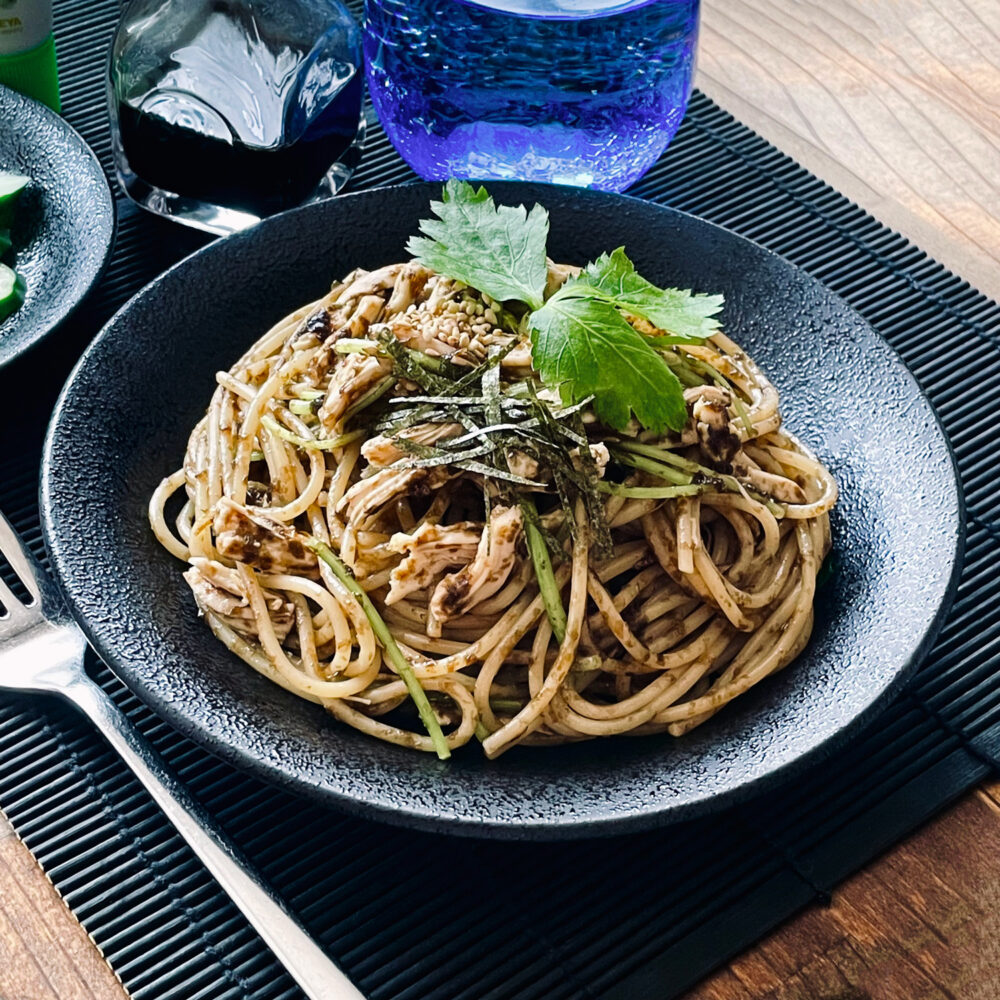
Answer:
[2,0,999,997]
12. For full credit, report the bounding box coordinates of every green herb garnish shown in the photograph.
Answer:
[408,179,549,311]
[577,248,724,340]
[529,292,687,434]
[408,181,725,435]
[261,415,364,452]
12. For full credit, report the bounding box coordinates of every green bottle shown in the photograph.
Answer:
[0,0,61,113]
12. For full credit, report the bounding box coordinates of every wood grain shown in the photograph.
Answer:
[683,784,1000,1000]
[697,0,1000,303]
[1,0,998,996]
[0,811,127,1000]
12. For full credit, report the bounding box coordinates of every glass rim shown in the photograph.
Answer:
[441,0,682,21]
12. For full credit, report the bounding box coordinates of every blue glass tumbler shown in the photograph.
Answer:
[363,0,700,192]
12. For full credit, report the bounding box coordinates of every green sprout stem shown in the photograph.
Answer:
[340,375,396,424]
[333,338,379,354]
[610,449,692,486]
[520,497,567,645]
[597,482,708,499]
[305,537,451,760]
[261,415,364,452]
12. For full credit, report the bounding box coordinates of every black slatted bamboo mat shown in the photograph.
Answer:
[1,2,998,998]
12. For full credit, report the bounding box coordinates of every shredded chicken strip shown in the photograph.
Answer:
[317,353,392,432]
[337,466,453,530]
[384,521,482,604]
[732,460,807,503]
[183,558,294,641]
[338,263,405,302]
[213,497,319,574]
[386,262,434,313]
[685,385,741,468]
[428,505,523,636]
[361,422,464,468]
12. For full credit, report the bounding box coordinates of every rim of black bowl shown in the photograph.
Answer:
[40,181,966,838]
[0,85,117,371]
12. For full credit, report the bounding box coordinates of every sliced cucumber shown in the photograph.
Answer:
[0,172,29,229]
[0,262,25,322]
[0,228,9,257]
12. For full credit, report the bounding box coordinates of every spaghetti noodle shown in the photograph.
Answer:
[150,255,836,759]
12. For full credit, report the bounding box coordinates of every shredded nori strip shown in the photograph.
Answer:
[366,333,648,554]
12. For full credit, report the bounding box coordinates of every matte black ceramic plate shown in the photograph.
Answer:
[41,183,963,839]
[0,86,115,370]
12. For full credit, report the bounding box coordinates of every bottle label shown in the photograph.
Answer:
[0,0,52,54]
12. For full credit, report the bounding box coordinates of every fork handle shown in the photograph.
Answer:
[64,677,366,1000]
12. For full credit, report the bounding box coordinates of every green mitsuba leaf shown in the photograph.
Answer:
[406,186,726,436]
[406,179,549,310]
[575,247,725,339]
[529,291,688,434]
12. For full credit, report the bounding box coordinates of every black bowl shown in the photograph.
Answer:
[0,85,115,370]
[41,182,963,839]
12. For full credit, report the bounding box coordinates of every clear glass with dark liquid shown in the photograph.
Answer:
[110,0,364,234]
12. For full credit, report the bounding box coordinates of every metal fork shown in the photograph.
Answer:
[0,511,365,1000]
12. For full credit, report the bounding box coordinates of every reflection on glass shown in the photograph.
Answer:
[364,0,700,192]
[111,0,364,234]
